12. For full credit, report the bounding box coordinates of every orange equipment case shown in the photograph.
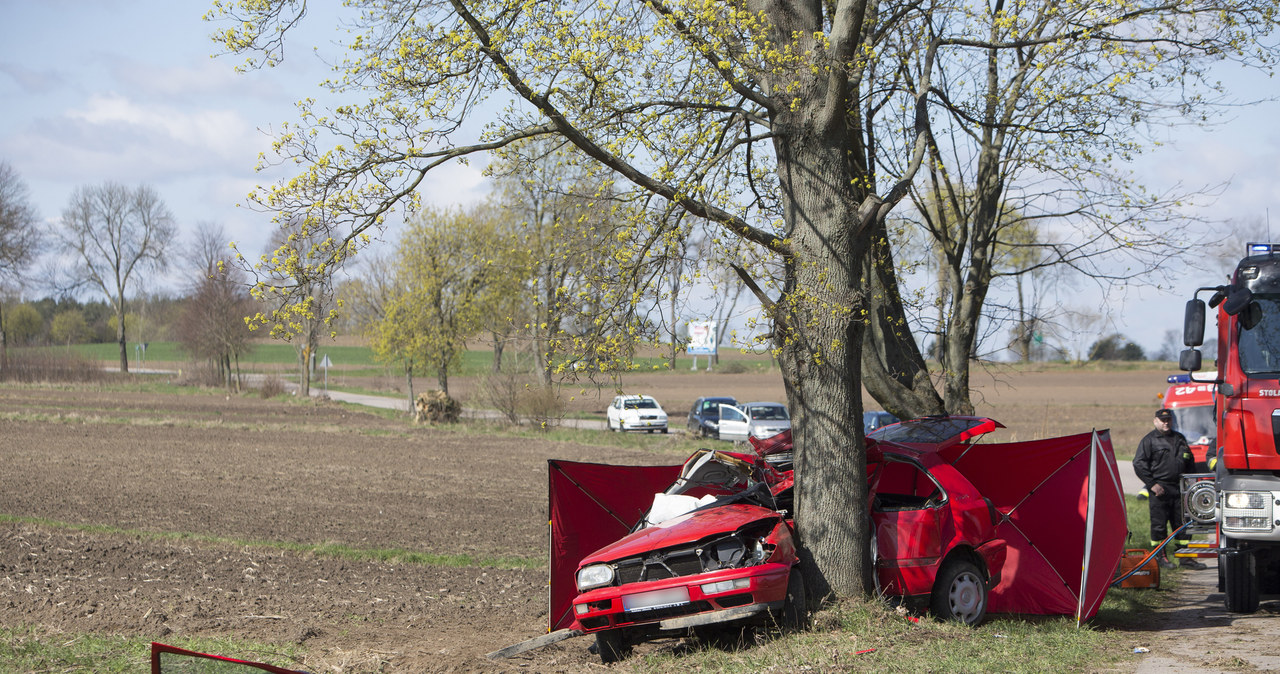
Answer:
[1114,549,1160,589]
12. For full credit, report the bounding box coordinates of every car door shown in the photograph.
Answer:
[718,404,749,442]
[869,457,946,598]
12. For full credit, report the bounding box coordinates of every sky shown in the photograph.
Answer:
[2,1,1279,358]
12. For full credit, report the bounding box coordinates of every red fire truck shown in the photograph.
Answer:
[1159,373,1217,472]
[1181,241,1280,612]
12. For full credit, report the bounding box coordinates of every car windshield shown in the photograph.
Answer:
[1238,295,1280,375]
[1172,405,1217,446]
[869,417,990,444]
[700,400,730,416]
[625,399,658,410]
[749,406,788,421]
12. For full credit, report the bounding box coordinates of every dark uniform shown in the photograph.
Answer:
[1133,409,1196,565]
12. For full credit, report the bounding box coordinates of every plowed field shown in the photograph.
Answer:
[0,366,1180,671]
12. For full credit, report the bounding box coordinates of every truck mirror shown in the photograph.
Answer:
[1183,299,1205,347]
[1222,288,1254,316]
[1179,348,1202,372]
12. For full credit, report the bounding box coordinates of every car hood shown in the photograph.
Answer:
[580,502,781,565]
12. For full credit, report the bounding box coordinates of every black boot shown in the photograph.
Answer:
[1179,557,1208,570]
[1157,555,1177,570]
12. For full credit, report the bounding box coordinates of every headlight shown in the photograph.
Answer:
[576,564,615,591]
[1222,491,1274,532]
[1225,492,1269,510]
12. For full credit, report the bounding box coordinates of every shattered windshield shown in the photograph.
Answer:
[868,417,993,445]
[625,399,658,410]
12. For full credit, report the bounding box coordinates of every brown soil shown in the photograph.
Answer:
[0,366,1243,672]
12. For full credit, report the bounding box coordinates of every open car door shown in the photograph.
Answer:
[718,404,749,442]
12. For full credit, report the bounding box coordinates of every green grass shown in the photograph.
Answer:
[0,626,307,674]
[48,341,779,377]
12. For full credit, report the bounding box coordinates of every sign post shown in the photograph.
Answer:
[318,354,333,395]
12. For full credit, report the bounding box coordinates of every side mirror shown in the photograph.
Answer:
[1183,299,1205,347]
[1180,348,1202,372]
[1223,288,1254,316]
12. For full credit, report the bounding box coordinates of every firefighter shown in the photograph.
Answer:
[1134,408,1208,570]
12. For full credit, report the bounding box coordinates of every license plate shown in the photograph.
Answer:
[622,587,690,612]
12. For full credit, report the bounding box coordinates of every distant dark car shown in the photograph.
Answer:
[863,410,899,434]
[686,396,738,437]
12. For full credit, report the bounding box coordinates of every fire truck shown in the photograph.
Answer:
[1181,242,1280,612]
[1159,373,1217,472]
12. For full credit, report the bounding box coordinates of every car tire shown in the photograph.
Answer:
[779,567,809,632]
[661,427,669,434]
[930,558,987,625]
[595,629,630,663]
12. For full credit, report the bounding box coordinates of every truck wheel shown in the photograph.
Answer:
[779,568,809,632]
[931,559,987,625]
[1223,548,1260,614]
[594,629,630,664]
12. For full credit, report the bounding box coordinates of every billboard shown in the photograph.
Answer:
[687,321,717,355]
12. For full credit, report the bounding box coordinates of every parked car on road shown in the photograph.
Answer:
[717,402,790,443]
[863,410,899,434]
[686,396,738,437]
[606,395,669,433]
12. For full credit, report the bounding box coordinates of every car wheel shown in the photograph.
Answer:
[661,427,669,434]
[779,567,809,632]
[931,559,987,625]
[594,629,630,664]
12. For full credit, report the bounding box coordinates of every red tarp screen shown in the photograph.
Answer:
[548,460,682,631]
[949,430,1126,620]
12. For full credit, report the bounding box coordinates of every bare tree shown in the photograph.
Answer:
[0,161,43,376]
[177,223,256,389]
[57,182,175,373]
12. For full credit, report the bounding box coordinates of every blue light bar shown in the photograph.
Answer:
[1246,242,1280,255]
[1167,374,1192,383]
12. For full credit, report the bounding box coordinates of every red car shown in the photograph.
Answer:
[552,416,1013,662]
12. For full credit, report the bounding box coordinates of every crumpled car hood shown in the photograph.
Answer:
[580,502,781,565]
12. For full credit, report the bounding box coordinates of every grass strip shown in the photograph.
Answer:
[0,514,543,571]
[0,626,307,674]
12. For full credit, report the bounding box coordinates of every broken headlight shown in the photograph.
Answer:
[577,563,615,591]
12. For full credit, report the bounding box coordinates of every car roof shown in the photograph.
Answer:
[868,416,1003,458]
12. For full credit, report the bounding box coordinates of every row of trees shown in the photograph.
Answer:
[211,0,1280,603]
[0,160,256,383]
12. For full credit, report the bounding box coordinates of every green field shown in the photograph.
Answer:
[48,341,777,378]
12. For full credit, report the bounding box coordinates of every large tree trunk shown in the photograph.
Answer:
[767,90,875,600]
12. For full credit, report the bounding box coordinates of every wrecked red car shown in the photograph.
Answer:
[534,416,1125,664]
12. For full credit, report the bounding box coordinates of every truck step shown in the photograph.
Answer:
[1174,547,1218,558]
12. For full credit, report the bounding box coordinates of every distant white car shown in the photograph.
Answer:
[606,395,669,433]
[717,401,791,443]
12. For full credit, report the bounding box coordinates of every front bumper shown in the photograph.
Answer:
[572,562,791,633]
